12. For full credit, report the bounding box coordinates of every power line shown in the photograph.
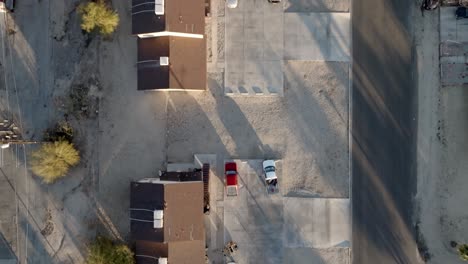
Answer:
[3,10,31,264]
[0,9,10,113]
[0,10,20,261]
[0,167,58,255]
[23,145,28,264]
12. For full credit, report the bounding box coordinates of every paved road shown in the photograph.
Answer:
[351,0,421,263]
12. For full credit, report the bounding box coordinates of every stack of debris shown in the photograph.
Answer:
[0,118,21,143]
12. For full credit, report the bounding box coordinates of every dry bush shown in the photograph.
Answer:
[30,141,80,183]
[459,244,468,261]
[87,237,135,264]
[78,0,119,36]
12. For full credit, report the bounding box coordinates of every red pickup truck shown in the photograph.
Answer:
[225,162,238,197]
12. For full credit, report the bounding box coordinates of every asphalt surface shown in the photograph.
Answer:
[351,0,421,264]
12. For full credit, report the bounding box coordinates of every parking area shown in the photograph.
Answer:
[224,1,350,96]
[225,1,284,96]
[223,159,350,264]
[284,13,350,61]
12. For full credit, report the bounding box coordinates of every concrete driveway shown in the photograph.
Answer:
[225,1,284,96]
[223,160,350,264]
[224,1,350,96]
[284,13,350,61]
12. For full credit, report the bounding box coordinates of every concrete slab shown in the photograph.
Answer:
[283,198,350,248]
[284,248,350,264]
[440,7,468,85]
[225,4,284,96]
[194,154,217,168]
[283,0,350,13]
[441,62,468,86]
[224,160,284,263]
[284,13,350,61]
[440,41,468,57]
[223,160,350,263]
[440,7,468,42]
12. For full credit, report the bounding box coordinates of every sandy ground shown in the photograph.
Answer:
[415,3,468,264]
[0,0,110,263]
[165,63,349,198]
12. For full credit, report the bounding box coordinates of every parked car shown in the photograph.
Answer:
[227,0,238,8]
[225,162,239,196]
[268,0,281,3]
[262,160,278,194]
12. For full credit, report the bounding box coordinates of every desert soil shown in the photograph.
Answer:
[415,3,468,264]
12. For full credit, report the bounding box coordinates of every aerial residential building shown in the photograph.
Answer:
[131,0,206,91]
[130,178,205,264]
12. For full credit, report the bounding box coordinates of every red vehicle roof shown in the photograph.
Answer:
[226,174,237,186]
[225,162,237,171]
[225,162,238,186]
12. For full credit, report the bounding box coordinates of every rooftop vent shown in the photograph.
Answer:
[160,56,169,66]
[154,210,164,220]
[155,0,164,15]
[153,210,164,228]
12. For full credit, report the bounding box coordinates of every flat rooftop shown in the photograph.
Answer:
[137,36,206,90]
[135,240,205,264]
[131,0,205,35]
[130,181,205,243]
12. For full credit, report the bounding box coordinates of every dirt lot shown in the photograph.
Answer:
[415,5,468,264]
[0,0,350,263]
[165,61,349,198]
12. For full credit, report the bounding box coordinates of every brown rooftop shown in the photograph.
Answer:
[131,0,205,35]
[137,36,206,90]
[135,240,205,264]
[130,181,205,243]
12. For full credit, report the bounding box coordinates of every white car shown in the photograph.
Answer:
[262,160,278,194]
[227,0,238,8]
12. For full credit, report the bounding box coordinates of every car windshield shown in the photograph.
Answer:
[226,171,237,175]
[264,166,275,173]
[267,179,277,186]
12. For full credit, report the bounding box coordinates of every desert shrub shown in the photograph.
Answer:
[459,244,468,261]
[44,121,74,143]
[78,0,119,36]
[30,141,80,183]
[87,237,135,264]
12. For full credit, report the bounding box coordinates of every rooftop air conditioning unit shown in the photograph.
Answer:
[155,0,164,15]
[154,219,163,228]
[153,210,164,228]
[159,258,168,264]
[160,57,169,66]
[154,210,164,220]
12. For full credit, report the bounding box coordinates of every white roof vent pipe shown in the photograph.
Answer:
[160,57,169,66]
[155,0,164,15]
